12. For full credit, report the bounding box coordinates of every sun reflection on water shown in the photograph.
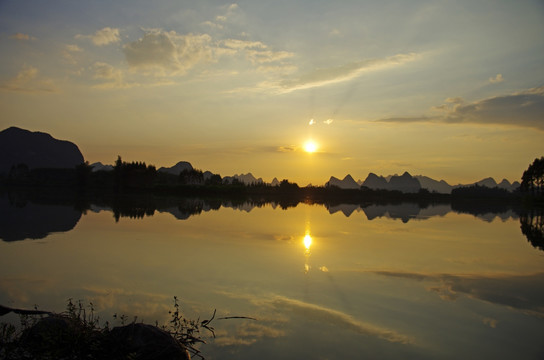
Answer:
[303,233,312,251]
[303,230,313,274]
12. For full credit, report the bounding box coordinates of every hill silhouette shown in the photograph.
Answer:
[0,127,84,174]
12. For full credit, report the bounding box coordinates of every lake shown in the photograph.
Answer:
[1,195,543,359]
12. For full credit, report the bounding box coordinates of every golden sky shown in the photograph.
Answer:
[1,0,543,185]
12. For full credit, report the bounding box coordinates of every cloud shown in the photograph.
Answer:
[65,44,83,52]
[202,4,239,31]
[10,33,36,41]
[324,119,334,125]
[92,62,135,89]
[0,65,58,93]
[222,39,266,51]
[276,146,297,153]
[375,116,436,123]
[482,317,498,328]
[123,30,214,75]
[202,21,223,30]
[245,49,294,65]
[122,26,293,79]
[214,322,285,347]
[266,296,415,344]
[375,87,544,130]
[62,44,83,64]
[446,87,544,129]
[489,73,504,84]
[80,286,174,323]
[0,276,54,305]
[446,97,464,104]
[221,39,295,73]
[76,27,120,46]
[370,270,544,317]
[277,53,420,93]
[219,290,414,344]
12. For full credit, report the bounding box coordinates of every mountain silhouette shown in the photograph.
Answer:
[414,175,453,194]
[362,173,389,190]
[158,161,193,175]
[0,127,84,174]
[360,172,519,194]
[362,172,421,193]
[223,173,263,185]
[388,172,421,193]
[325,174,360,189]
[90,162,114,172]
[475,177,498,188]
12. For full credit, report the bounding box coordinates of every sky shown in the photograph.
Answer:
[0,0,543,185]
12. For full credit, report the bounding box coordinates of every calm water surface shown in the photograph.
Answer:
[1,200,543,359]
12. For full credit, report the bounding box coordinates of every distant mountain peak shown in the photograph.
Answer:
[158,161,193,175]
[271,177,280,186]
[326,174,359,189]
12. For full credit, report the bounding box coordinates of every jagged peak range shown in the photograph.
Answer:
[0,127,520,192]
[325,172,519,193]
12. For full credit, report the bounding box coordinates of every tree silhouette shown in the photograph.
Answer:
[521,157,544,195]
[114,156,157,192]
[179,169,204,185]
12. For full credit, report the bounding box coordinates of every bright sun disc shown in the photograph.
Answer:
[304,140,318,153]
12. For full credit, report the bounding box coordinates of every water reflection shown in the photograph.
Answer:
[303,231,312,275]
[1,195,544,360]
[1,190,543,254]
[520,210,544,251]
[0,191,81,242]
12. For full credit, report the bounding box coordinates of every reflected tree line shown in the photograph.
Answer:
[1,187,543,252]
[520,209,544,251]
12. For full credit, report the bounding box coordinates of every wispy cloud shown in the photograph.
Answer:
[265,295,415,344]
[375,86,544,130]
[369,270,544,317]
[214,322,285,346]
[0,65,58,93]
[76,27,120,46]
[375,116,436,123]
[276,53,420,93]
[10,32,36,41]
[202,3,239,31]
[276,145,297,153]
[221,38,295,74]
[62,44,83,64]
[219,290,414,344]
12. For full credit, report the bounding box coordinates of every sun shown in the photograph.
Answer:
[304,140,318,153]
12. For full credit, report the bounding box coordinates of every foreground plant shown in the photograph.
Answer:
[0,297,223,360]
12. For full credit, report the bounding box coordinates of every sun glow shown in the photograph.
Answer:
[303,234,313,250]
[304,140,318,153]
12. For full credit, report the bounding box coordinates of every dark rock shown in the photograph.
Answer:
[17,315,190,360]
[107,323,191,360]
